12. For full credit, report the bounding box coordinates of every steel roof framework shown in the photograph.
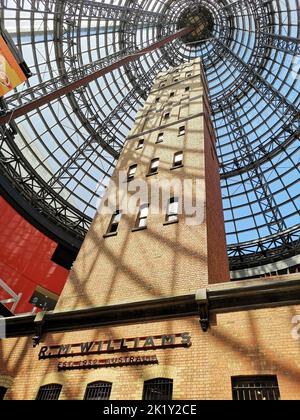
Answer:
[0,0,299,269]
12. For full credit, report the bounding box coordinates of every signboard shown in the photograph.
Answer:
[0,35,27,96]
[58,356,159,371]
[38,333,192,371]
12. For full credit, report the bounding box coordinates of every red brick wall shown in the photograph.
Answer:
[203,89,230,284]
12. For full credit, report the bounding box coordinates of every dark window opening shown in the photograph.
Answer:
[143,378,173,400]
[170,92,175,98]
[0,387,7,400]
[148,158,159,175]
[156,133,164,143]
[84,381,112,401]
[36,384,62,400]
[29,286,59,311]
[178,126,185,136]
[164,112,170,120]
[107,210,122,234]
[166,197,179,223]
[185,86,190,92]
[127,164,137,181]
[232,376,281,401]
[173,151,183,167]
[136,139,144,150]
[135,203,149,229]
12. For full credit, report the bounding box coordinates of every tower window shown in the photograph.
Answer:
[148,158,159,175]
[166,197,179,223]
[186,72,192,78]
[136,139,144,150]
[0,387,7,400]
[155,97,160,103]
[36,384,62,400]
[84,381,112,401]
[107,210,122,234]
[170,92,175,98]
[164,112,170,120]
[135,203,149,229]
[178,126,185,136]
[173,77,179,83]
[127,164,137,181]
[173,151,183,168]
[156,133,164,143]
[160,82,166,88]
[185,86,190,92]
[232,376,281,401]
[143,378,173,400]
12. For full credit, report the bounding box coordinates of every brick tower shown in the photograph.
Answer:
[2,59,299,401]
[56,58,229,312]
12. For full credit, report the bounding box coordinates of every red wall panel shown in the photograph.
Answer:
[0,196,69,314]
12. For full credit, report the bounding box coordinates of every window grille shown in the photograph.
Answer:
[36,384,62,400]
[143,378,173,401]
[232,376,281,401]
[84,381,112,401]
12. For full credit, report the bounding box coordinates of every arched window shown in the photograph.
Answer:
[36,384,62,400]
[0,386,7,400]
[143,378,173,400]
[84,381,112,400]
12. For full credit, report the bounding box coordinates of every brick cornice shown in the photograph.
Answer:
[4,274,300,339]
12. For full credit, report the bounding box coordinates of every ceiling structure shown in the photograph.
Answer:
[0,0,299,270]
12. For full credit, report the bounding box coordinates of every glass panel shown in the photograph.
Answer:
[174,153,183,163]
[139,217,147,228]
[140,205,149,218]
[128,165,137,177]
[113,211,122,224]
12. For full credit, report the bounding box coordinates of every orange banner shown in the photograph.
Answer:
[0,35,27,96]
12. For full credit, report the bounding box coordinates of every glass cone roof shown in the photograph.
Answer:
[0,0,299,270]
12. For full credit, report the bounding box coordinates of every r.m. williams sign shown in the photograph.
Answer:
[38,332,192,360]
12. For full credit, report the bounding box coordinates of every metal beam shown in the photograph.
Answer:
[220,97,287,238]
[47,58,167,194]
[0,27,192,126]
[211,38,300,120]
[0,0,173,24]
